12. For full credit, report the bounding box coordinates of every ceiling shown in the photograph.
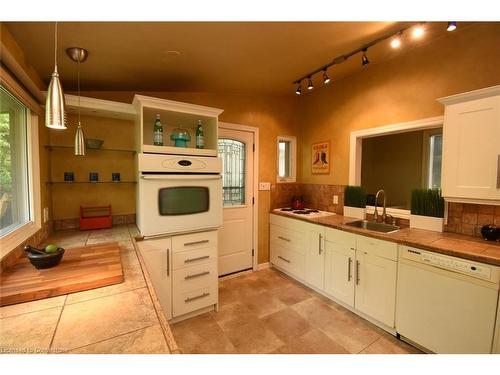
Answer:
[5,22,458,96]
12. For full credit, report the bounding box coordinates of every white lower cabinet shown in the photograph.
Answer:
[136,230,219,321]
[494,299,500,354]
[304,223,325,290]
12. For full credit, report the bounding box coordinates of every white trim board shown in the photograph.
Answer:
[218,121,260,272]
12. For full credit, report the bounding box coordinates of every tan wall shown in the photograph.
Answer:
[361,130,424,209]
[297,22,500,185]
[74,91,301,264]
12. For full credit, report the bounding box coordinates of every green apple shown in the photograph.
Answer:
[45,244,59,253]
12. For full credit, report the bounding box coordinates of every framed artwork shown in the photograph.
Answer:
[311,141,330,174]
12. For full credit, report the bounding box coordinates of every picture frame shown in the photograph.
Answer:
[311,141,330,174]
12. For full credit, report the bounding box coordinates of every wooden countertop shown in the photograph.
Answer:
[271,211,500,266]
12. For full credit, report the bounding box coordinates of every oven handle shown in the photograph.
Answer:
[140,175,221,180]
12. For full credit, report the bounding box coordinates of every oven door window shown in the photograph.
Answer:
[158,186,209,215]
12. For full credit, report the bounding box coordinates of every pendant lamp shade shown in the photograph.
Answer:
[74,122,85,156]
[45,22,67,130]
[45,69,67,129]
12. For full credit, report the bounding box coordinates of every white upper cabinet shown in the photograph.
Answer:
[438,86,500,203]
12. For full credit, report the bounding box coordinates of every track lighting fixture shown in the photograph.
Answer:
[413,25,425,39]
[307,77,314,90]
[390,34,402,49]
[447,22,457,31]
[322,70,331,84]
[295,83,302,95]
[361,49,370,66]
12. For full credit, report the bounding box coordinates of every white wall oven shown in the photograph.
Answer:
[137,154,222,237]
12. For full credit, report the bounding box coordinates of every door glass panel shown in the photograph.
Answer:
[218,139,246,206]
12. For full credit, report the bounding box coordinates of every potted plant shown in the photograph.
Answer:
[410,188,444,232]
[343,186,367,219]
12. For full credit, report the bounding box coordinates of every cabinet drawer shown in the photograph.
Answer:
[173,261,218,293]
[173,285,218,317]
[172,230,217,253]
[356,235,398,261]
[173,246,217,270]
[324,227,356,248]
[270,242,305,279]
[270,224,306,255]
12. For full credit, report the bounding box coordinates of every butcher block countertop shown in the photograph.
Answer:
[271,211,500,266]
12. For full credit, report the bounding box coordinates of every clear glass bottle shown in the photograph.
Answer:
[153,114,163,146]
[196,120,204,149]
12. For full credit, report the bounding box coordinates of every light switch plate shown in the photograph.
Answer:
[259,182,271,191]
[333,195,339,204]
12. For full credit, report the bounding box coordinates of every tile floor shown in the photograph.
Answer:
[170,268,422,354]
[0,224,170,354]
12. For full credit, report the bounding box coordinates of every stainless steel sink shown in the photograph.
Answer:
[345,220,400,233]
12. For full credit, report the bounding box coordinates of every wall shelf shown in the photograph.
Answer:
[47,181,137,184]
[45,145,136,154]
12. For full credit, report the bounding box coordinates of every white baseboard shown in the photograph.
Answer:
[256,262,270,270]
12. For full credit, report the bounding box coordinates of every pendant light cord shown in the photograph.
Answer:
[77,58,81,126]
[54,22,58,71]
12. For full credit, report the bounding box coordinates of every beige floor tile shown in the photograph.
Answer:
[211,301,259,331]
[241,289,288,318]
[127,225,140,237]
[360,334,422,354]
[170,313,236,354]
[52,288,157,351]
[0,307,62,353]
[273,282,314,306]
[272,328,349,354]
[65,264,145,304]
[69,324,170,354]
[261,307,312,340]
[0,295,66,319]
[222,318,284,354]
[120,249,139,269]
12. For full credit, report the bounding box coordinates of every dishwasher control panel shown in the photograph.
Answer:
[401,246,494,281]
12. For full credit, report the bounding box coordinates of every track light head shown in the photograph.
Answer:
[295,83,302,95]
[361,49,370,66]
[307,77,313,90]
[390,35,401,49]
[322,70,331,84]
[447,22,457,31]
[413,25,425,39]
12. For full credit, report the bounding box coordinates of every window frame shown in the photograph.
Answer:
[276,135,297,183]
[421,128,443,189]
[0,85,41,258]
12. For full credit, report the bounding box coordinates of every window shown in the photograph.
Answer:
[218,138,246,206]
[427,133,442,189]
[0,86,30,237]
[277,136,296,182]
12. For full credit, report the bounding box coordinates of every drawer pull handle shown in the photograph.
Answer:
[318,234,323,255]
[348,257,352,281]
[278,236,291,242]
[185,292,210,303]
[184,240,210,246]
[278,255,290,263]
[166,248,170,276]
[185,271,210,280]
[185,255,210,263]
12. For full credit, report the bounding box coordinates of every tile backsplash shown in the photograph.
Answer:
[445,202,500,237]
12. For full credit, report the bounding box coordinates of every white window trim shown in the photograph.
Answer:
[0,111,41,258]
[348,116,443,219]
[276,135,297,183]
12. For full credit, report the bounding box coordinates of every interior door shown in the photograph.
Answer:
[217,127,254,276]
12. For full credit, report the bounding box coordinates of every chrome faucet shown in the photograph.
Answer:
[373,190,387,223]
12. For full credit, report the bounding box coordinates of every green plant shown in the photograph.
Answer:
[344,186,367,208]
[411,188,444,218]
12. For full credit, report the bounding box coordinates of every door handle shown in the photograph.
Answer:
[356,260,360,285]
[277,236,290,242]
[185,255,210,263]
[166,248,170,277]
[318,234,322,255]
[278,255,290,263]
[184,240,210,247]
[185,292,210,303]
[348,257,352,281]
[185,271,210,280]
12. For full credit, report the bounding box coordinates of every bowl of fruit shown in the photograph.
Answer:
[24,244,65,269]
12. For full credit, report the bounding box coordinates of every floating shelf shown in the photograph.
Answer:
[47,181,137,184]
[45,145,136,153]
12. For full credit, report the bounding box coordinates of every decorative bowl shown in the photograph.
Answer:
[85,138,104,149]
[170,127,191,147]
[25,246,65,269]
[481,224,499,241]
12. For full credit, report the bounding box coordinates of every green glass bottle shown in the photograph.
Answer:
[153,114,163,146]
[196,120,204,149]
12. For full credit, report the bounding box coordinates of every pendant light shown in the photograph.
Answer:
[45,22,67,129]
[66,47,88,156]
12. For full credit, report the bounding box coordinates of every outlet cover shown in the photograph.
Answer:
[43,207,49,223]
[333,195,339,204]
[259,182,271,191]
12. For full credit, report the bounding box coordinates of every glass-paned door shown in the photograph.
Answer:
[218,139,246,206]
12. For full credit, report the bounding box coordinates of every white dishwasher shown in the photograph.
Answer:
[396,246,500,353]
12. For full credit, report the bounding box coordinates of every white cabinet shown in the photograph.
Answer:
[136,230,218,322]
[136,236,172,320]
[493,294,500,354]
[438,86,500,203]
[324,229,356,307]
[304,223,325,291]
